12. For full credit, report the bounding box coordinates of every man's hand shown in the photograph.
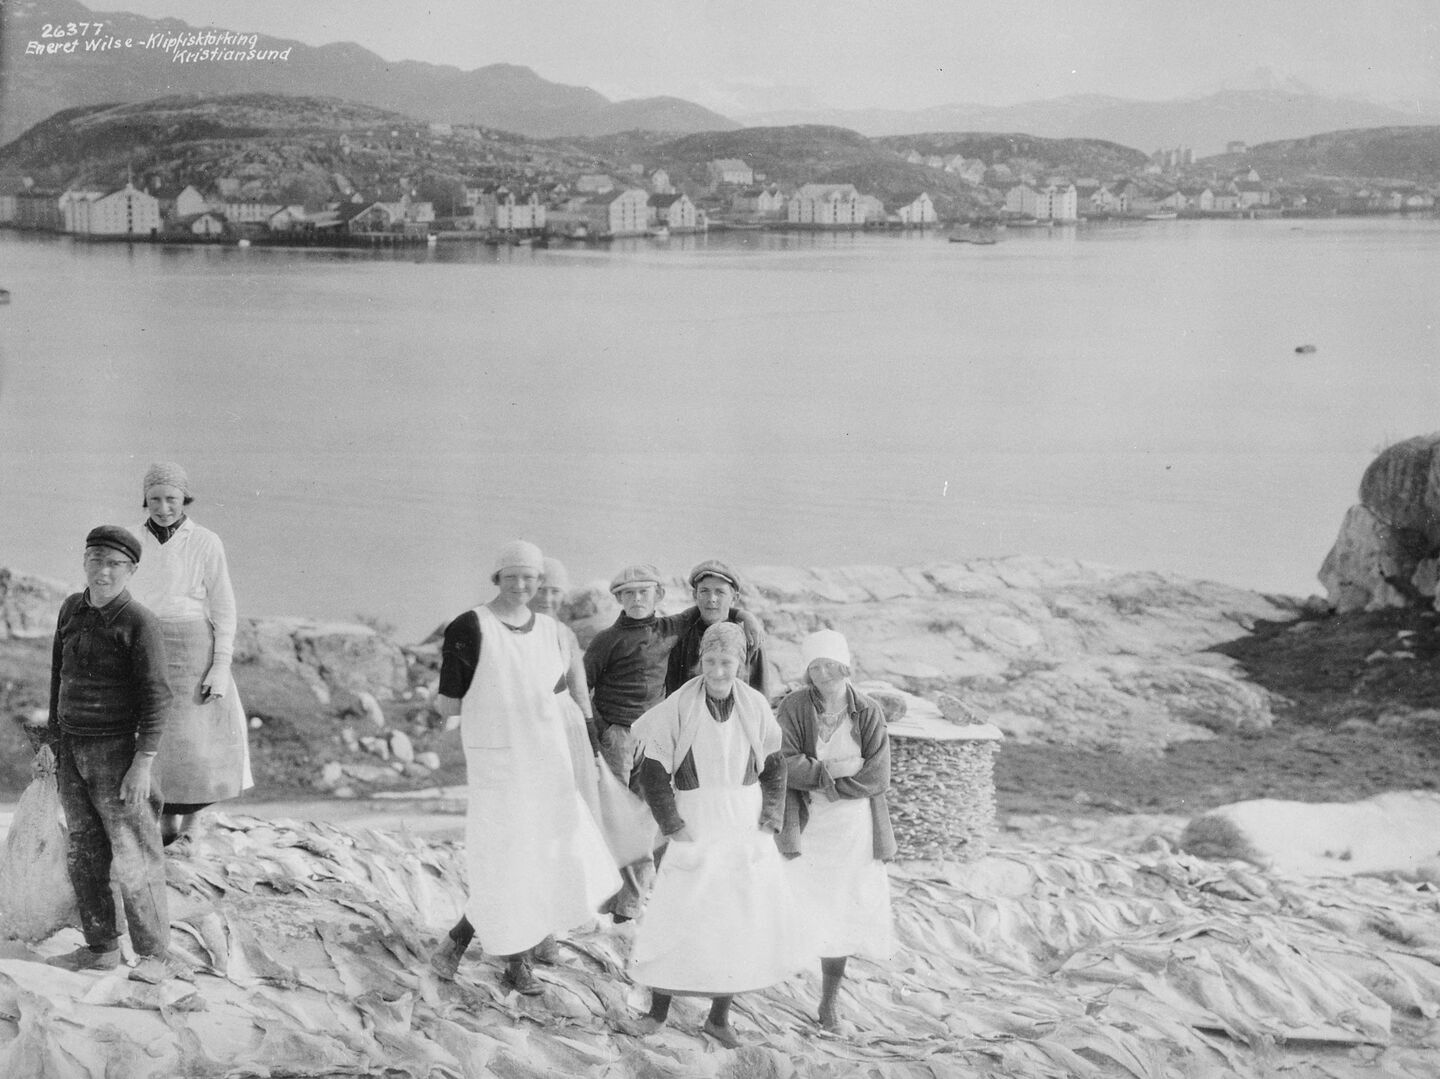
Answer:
[827,756,864,780]
[120,756,154,808]
[667,825,696,844]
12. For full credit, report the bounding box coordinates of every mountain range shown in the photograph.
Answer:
[735,91,1440,158]
[5,0,1440,156]
[0,0,737,145]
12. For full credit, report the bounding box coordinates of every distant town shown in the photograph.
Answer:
[3,118,1438,247]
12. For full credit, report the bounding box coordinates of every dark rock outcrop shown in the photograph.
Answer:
[1320,433,1440,611]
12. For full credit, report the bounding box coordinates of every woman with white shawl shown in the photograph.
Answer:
[620,621,808,1049]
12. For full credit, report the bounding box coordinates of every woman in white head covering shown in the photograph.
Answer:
[427,540,619,995]
[127,461,251,847]
[619,620,809,1049]
[775,628,896,1033]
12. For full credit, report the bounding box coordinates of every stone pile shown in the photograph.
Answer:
[889,734,1000,861]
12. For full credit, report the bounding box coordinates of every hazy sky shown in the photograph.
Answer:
[88,0,1440,115]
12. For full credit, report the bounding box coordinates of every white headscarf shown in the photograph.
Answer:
[801,629,851,671]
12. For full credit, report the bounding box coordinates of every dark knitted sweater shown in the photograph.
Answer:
[48,589,171,754]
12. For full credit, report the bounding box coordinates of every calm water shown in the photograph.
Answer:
[2,219,1437,639]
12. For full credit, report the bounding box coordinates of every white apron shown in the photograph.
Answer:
[153,618,249,805]
[557,691,602,822]
[629,713,810,995]
[784,722,896,960]
[130,518,251,805]
[460,606,619,955]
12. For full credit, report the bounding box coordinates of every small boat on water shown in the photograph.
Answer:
[647,226,670,240]
[1144,211,1179,220]
[0,288,10,305]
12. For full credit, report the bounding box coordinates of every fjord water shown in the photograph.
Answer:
[1,218,1437,638]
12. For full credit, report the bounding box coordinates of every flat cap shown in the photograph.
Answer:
[610,562,663,594]
[85,525,141,564]
[688,559,740,591]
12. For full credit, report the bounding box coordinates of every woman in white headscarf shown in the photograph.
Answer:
[776,629,896,1033]
[128,461,251,846]
[427,540,619,995]
[620,620,808,1049]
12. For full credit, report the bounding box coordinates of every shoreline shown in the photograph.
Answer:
[4,206,1435,252]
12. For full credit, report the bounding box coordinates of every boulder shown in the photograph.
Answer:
[234,617,409,703]
[0,569,69,640]
[1358,433,1440,544]
[1319,505,1434,611]
[1320,433,1440,612]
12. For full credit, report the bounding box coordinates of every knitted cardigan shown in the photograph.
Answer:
[775,683,897,862]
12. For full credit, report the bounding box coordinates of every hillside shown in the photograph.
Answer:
[873,131,1149,179]
[577,125,1000,217]
[1204,124,1440,183]
[2,101,1007,219]
[0,93,608,210]
[0,0,737,143]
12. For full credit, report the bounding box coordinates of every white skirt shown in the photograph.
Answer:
[629,783,811,995]
[785,793,896,960]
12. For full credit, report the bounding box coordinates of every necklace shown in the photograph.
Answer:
[817,706,845,739]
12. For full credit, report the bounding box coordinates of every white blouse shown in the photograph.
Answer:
[129,518,238,661]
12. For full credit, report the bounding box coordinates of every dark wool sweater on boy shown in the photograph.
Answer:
[48,590,172,754]
[583,611,690,728]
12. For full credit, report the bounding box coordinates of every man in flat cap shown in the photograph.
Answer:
[663,560,769,698]
[45,525,186,983]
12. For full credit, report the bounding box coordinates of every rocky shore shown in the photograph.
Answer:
[7,552,1440,1077]
[3,557,1297,829]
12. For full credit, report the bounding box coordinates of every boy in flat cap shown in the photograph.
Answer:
[663,560,769,698]
[584,562,766,920]
[45,525,186,983]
